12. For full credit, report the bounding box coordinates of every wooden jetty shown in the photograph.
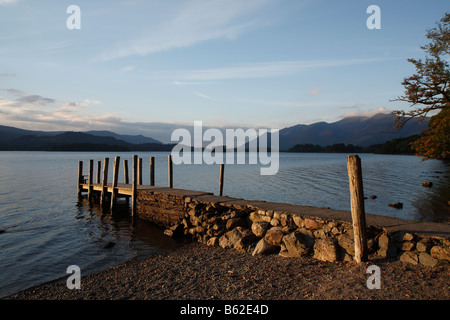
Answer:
[78,154,226,215]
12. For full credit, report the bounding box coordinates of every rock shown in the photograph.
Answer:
[430,246,450,261]
[252,239,279,256]
[422,181,433,188]
[419,252,438,267]
[292,215,304,228]
[388,202,403,209]
[399,251,418,265]
[392,231,414,242]
[207,237,219,247]
[164,223,183,238]
[313,239,338,262]
[416,240,432,252]
[219,227,258,251]
[264,227,284,246]
[400,241,415,251]
[249,211,264,223]
[369,195,377,199]
[270,218,280,227]
[0,229,5,234]
[251,222,269,238]
[377,232,397,258]
[338,235,355,256]
[101,241,115,249]
[303,218,323,230]
[226,218,246,230]
[281,231,314,258]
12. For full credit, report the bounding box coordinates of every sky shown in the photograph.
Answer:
[0,0,448,143]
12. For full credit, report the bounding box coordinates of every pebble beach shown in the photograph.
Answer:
[7,241,449,300]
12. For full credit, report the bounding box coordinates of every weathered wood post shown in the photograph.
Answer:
[77,161,83,196]
[347,155,368,263]
[150,156,155,186]
[88,159,94,201]
[132,155,138,216]
[96,161,101,184]
[138,157,143,185]
[110,156,120,211]
[219,164,225,196]
[168,155,173,188]
[100,157,109,206]
[123,159,129,184]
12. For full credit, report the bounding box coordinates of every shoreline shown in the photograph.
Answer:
[6,241,449,300]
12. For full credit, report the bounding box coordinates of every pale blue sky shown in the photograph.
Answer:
[0,0,448,142]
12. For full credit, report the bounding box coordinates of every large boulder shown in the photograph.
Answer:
[313,239,338,262]
[219,227,257,252]
[280,231,314,258]
[252,239,280,256]
[251,222,270,238]
[264,227,284,246]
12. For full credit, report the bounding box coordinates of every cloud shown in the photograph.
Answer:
[0,0,20,6]
[309,88,321,96]
[342,106,391,118]
[98,0,272,60]
[0,73,16,77]
[16,94,55,105]
[193,91,214,100]
[152,58,385,82]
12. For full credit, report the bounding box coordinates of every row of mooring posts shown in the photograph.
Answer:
[78,155,227,216]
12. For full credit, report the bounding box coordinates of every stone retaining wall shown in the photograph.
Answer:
[137,190,450,267]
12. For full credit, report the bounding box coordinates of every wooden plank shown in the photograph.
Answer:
[219,164,225,196]
[168,155,173,188]
[347,155,368,263]
[132,155,138,216]
[77,161,83,196]
[123,159,129,184]
[110,156,120,211]
[96,161,101,184]
[150,156,155,186]
[88,159,94,201]
[100,157,109,205]
[138,157,143,185]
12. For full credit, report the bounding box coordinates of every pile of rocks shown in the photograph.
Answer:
[163,197,450,267]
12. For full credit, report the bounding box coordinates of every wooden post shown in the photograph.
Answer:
[132,155,138,216]
[101,158,109,205]
[77,161,83,196]
[110,156,120,211]
[168,155,173,188]
[138,158,143,185]
[123,159,129,184]
[150,156,155,186]
[88,159,94,201]
[219,164,225,196]
[96,161,101,184]
[347,155,368,263]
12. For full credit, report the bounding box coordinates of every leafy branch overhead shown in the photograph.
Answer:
[393,13,450,159]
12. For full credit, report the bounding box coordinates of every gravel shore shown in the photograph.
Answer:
[6,241,449,301]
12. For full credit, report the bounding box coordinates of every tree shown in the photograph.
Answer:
[393,13,450,160]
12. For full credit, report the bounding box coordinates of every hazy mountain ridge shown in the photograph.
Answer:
[0,113,428,151]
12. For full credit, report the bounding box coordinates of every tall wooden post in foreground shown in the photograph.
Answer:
[347,155,368,263]
[96,161,101,184]
[168,155,173,188]
[150,156,155,186]
[132,155,138,216]
[219,164,225,196]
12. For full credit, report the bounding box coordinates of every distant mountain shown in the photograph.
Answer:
[0,125,170,151]
[278,113,428,150]
[85,130,161,145]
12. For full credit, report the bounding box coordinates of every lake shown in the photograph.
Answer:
[0,151,449,298]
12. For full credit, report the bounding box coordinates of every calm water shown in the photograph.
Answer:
[0,151,449,298]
